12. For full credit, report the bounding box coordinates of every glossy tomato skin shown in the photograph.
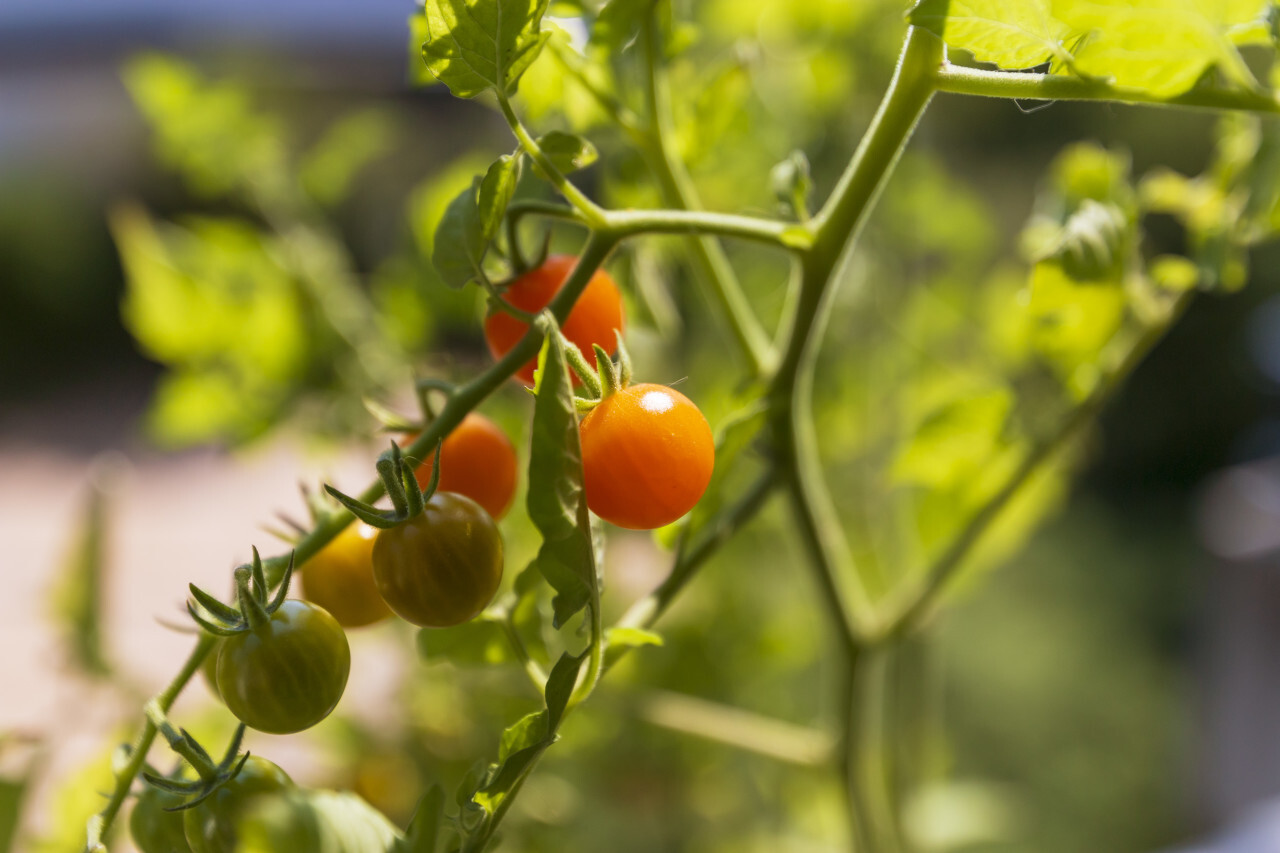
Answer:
[215,600,351,735]
[182,756,293,853]
[412,413,518,519]
[579,384,715,530]
[299,523,392,628]
[130,783,192,853]
[484,255,624,385]
[372,492,504,628]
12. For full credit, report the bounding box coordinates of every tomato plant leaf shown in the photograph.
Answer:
[478,155,518,245]
[1057,0,1268,98]
[908,0,1076,70]
[432,178,487,289]
[474,712,551,809]
[420,0,553,98]
[534,131,599,174]
[527,328,597,627]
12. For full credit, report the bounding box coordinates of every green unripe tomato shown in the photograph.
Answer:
[130,783,192,853]
[215,600,351,735]
[182,756,293,853]
[372,491,504,628]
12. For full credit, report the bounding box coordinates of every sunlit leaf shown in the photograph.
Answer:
[909,0,1075,70]
[1056,0,1268,98]
[420,0,553,98]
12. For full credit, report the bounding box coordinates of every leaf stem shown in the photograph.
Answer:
[83,632,217,851]
[934,62,1280,114]
[497,94,607,226]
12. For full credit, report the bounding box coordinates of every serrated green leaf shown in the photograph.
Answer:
[527,331,597,627]
[909,0,1075,70]
[535,131,599,174]
[1056,0,1268,98]
[431,177,486,289]
[478,155,518,244]
[421,0,553,98]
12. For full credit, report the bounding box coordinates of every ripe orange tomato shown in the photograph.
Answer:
[484,255,624,385]
[579,384,715,530]
[300,523,392,628]
[411,413,518,520]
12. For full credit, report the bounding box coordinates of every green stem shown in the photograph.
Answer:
[498,95,607,226]
[83,633,217,852]
[605,208,807,248]
[934,62,1280,114]
[639,4,776,378]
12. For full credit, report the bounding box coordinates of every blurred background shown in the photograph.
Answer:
[5,1,1280,851]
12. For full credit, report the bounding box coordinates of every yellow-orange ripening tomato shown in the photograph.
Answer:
[484,255,624,385]
[372,491,504,628]
[411,413,518,520]
[579,384,715,530]
[300,523,392,628]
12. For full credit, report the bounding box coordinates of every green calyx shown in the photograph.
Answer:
[140,724,250,810]
[187,547,295,637]
[323,440,439,529]
[569,329,633,415]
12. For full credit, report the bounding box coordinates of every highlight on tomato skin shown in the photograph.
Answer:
[411,412,519,520]
[579,383,715,530]
[299,522,393,629]
[483,254,625,385]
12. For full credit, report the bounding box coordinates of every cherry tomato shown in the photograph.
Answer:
[410,413,518,520]
[215,600,351,735]
[372,491,504,628]
[299,523,392,628]
[579,384,715,530]
[484,254,624,385]
[182,756,293,853]
[130,783,192,853]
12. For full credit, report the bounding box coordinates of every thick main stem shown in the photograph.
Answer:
[772,26,945,851]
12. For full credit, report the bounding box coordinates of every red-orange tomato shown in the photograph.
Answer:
[299,523,392,628]
[484,255,624,385]
[579,384,715,530]
[412,413,518,520]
